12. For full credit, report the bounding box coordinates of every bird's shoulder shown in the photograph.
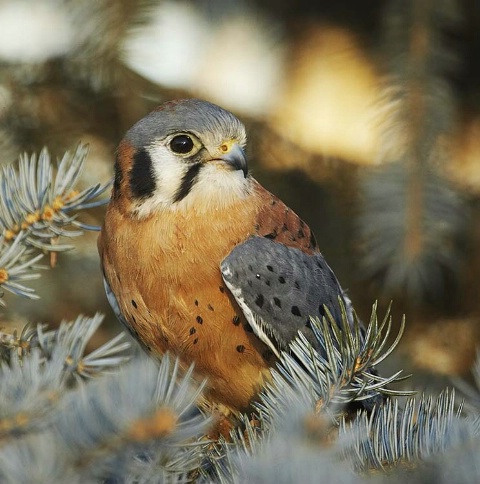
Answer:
[251,179,319,255]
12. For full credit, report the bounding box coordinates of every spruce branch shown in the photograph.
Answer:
[340,389,474,472]
[0,143,110,304]
[0,143,109,246]
[0,348,68,441]
[207,384,476,483]
[33,313,131,382]
[358,163,466,300]
[0,314,131,383]
[0,234,44,304]
[66,0,163,91]
[258,302,413,428]
[0,321,37,360]
[0,316,212,482]
[54,354,210,482]
[358,0,466,301]
[0,432,78,484]
[232,419,359,484]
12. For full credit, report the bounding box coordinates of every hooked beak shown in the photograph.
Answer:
[217,143,248,178]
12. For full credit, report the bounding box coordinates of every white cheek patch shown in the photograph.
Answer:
[149,144,186,202]
[174,163,251,212]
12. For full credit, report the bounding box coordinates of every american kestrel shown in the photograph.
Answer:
[98,99,355,413]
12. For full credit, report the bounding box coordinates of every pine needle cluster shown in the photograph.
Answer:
[0,143,109,303]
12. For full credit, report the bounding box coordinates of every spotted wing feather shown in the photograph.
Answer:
[220,237,354,356]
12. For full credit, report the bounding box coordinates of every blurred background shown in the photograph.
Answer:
[0,0,479,392]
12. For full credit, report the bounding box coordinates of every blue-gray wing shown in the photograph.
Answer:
[220,237,354,357]
[103,277,132,332]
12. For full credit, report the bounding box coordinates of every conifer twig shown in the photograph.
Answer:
[358,0,465,301]
[258,302,413,428]
[0,144,110,304]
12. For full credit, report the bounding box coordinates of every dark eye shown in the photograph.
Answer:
[170,135,194,154]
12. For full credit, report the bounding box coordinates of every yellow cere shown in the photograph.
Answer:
[219,140,236,153]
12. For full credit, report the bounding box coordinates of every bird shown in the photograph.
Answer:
[98,98,356,414]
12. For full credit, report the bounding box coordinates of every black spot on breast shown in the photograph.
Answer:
[291,306,301,317]
[282,223,288,232]
[146,345,152,352]
[132,315,136,323]
[264,230,277,240]
[173,162,202,203]
[271,199,276,206]
[194,300,199,306]
[278,276,286,284]
[255,294,264,308]
[219,286,225,293]
[193,338,199,345]
[236,345,245,353]
[207,304,214,311]
[190,327,196,335]
[297,229,305,239]
[232,315,241,326]
[273,297,282,308]
[196,316,203,324]
[267,265,274,272]
[130,148,156,199]
[131,300,137,308]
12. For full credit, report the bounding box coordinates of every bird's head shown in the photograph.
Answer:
[113,99,252,217]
